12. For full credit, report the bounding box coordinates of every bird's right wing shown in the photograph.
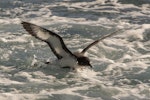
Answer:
[81,29,122,54]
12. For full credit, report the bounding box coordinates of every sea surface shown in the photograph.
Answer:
[0,0,150,100]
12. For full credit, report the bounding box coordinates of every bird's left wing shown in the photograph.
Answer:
[22,21,76,59]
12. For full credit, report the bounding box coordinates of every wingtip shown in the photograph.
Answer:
[21,21,33,35]
[21,21,28,25]
[21,21,25,24]
[21,21,33,31]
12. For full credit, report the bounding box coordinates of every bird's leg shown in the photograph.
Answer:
[61,66,76,71]
[44,61,50,64]
[61,66,71,69]
[44,58,52,64]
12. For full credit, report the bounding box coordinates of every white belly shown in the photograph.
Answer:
[58,56,77,68]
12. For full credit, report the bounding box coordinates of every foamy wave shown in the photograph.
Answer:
[0,0,150,100]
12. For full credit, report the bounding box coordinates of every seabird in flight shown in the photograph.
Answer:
[22,21,121,69]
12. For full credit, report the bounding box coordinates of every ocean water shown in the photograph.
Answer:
[0,0,150,100]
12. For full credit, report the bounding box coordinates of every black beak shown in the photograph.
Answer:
[89,63,93,68]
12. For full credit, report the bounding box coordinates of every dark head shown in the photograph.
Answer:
[77,56,92,68]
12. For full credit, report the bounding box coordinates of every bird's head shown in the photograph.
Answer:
[73,52,92,68]
[77,56,92,68]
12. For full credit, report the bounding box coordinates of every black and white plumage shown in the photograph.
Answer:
[22,21,120,69]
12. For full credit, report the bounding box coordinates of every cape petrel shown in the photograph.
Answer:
[22,21,121,69]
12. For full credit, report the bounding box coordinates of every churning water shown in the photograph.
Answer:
[0,0,150,100]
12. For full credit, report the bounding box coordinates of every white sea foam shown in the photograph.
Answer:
[0,0,150,100]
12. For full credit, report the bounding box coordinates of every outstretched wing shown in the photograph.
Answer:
[22,21,75,59]
[81,29,122,54]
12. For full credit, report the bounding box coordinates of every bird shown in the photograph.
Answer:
[22,21,121,69]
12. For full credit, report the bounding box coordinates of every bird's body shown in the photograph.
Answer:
[22,21,121,69]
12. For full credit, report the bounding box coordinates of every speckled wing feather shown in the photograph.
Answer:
[22,21,76,59]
